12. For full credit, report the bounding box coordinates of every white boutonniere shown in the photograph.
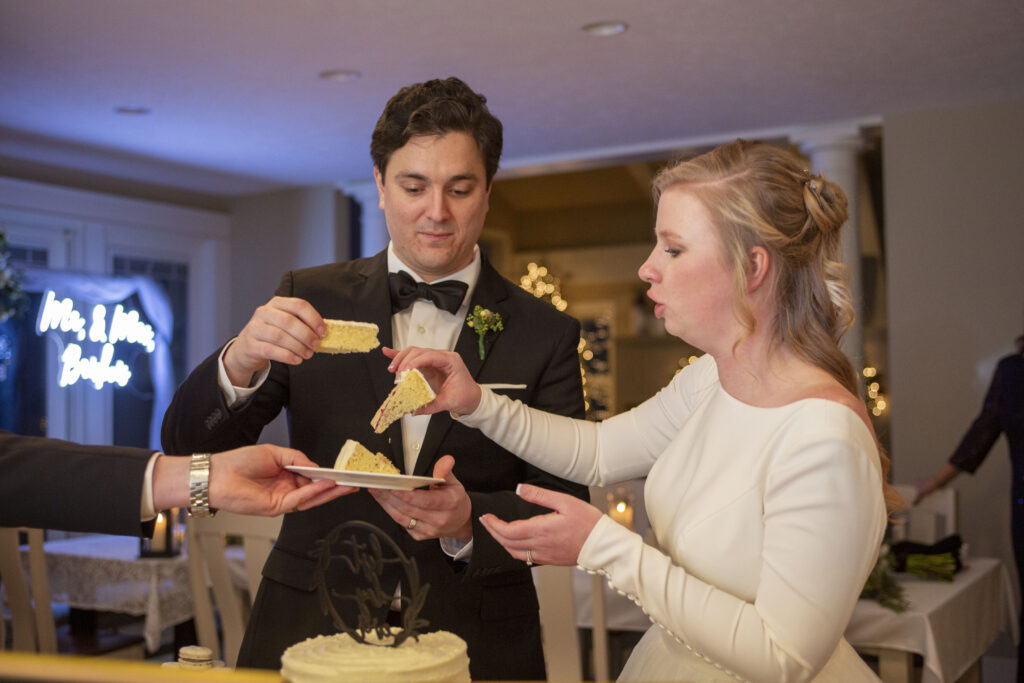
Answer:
[466,305,503,359]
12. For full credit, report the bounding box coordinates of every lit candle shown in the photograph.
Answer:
[151,512,167,553]
[608,498,634,530]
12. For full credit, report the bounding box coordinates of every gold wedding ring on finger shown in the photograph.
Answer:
[525,549,533,566]
[406,517,418,531]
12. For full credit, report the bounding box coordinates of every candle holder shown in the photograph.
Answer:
[140,508,181,558]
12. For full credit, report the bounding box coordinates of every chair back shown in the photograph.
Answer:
[532,564,583,682]
[1,528,144,658]
[185,512,282,667]
[891,484,958,544]
[0,527,58,653]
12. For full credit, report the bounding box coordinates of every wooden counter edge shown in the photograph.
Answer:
[0,652,284,682]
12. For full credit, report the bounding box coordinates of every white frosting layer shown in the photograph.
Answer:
[281,631,470,683]
[333,439,362,469]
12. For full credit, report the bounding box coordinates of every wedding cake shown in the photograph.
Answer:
[280,630,470,683]
[290,511,467,681]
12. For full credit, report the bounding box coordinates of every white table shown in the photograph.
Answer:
[20,534,193,652]
[845,556,1018,683]
[572,551,1017,683]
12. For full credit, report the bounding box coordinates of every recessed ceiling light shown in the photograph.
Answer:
[114,106,150,115]
[319,69,362,82]
[582,21,628,37]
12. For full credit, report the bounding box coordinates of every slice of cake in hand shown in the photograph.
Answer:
[371,368,436,434]
[334,439,399,475]
[316,319,380,354]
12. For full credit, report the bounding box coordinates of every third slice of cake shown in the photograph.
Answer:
[316,319,380,354]
[334,439,399,475]
[371,368,436,434]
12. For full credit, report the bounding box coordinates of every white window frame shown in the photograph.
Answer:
[0,177,230,448]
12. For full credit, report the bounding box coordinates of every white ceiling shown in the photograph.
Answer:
[1,0,1023,198]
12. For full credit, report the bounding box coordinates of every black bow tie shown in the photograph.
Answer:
[388,270,469,315]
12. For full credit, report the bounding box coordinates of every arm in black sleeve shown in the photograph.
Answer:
[949,360,1007,473]
[161,273,296,455]
[0,430,153,535]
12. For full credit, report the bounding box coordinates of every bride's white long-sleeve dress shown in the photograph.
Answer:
[459,354,886,682]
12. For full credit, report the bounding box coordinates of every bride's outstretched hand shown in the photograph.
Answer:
[383,346,482,417]
[479,484,603,567]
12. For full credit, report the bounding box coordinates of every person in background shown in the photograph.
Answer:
[389,139,904,682]
[914,329,1024,682]
[0,430,352,534]
[160,77,587,679]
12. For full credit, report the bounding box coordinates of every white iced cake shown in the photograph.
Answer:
[316,320,380,354]
[280,630,470,683]
[334,439,399,475]
[371,368,436,433]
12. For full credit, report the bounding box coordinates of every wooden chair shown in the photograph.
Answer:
[0,527,144,658]
[532,564,584,682]
[185,512,281,667]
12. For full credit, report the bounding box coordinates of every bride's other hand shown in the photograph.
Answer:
[478,484,603,566]
[383,346,482,417]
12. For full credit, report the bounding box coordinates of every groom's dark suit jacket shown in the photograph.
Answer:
[161,251,587,680]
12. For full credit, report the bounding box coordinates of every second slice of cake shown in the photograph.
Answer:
[371,368,436,434]
[334,439,400,475]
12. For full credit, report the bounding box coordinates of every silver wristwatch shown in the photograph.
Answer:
[188,452,216,517]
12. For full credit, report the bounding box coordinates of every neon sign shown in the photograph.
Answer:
[36,289,156,390]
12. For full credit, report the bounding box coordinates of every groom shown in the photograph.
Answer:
[161,77,587,680]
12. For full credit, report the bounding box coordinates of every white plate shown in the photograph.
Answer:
[286,466,442,490]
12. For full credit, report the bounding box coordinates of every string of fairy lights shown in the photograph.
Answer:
[519,262,568,312]
[863,366,888,417]
[519,262,605,415]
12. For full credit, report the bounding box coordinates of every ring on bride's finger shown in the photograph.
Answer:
[525,549,533,566]
[406,517,418,531]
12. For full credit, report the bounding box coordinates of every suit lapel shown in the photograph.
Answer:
[413,258,511,477]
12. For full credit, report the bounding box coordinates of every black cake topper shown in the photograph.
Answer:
[311,520,429,648]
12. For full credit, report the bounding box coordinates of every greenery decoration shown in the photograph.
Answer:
[0,231,25,324]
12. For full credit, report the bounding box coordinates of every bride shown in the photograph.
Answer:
[384,139,902,682]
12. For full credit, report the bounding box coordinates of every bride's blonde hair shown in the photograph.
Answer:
[653,139,901,512]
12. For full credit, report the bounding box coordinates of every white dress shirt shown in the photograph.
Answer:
[386,243,479,475]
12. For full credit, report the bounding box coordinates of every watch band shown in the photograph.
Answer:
[188,452,215,517]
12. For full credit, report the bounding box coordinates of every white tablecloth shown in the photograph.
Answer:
[571,549,1017,683]
[845,556,1018,683]
[21,534,192,652]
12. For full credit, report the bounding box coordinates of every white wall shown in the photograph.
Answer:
[228,186,352,333]
[227,186,353,443]
[885,100,1024,655]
